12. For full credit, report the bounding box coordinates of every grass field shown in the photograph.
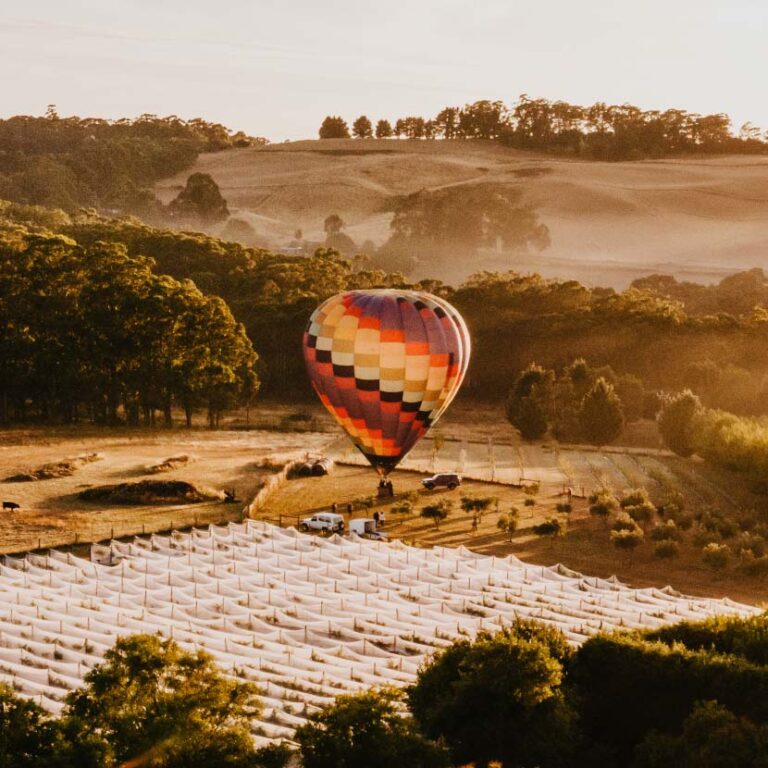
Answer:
[0,428,335,554]
[155,139,768,289]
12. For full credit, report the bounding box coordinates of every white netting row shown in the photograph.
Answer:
[0,520,756,744]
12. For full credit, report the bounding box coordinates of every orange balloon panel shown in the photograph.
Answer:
[303,289,470,474]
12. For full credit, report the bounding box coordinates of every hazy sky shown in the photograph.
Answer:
[2,1,766,142]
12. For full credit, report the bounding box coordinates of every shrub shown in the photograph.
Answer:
[611,527,644,559]
[702,542,730,570]
[497,509,519,541]
[555,502,572,513]
[612,512,639,533]
[524,497,536,507]
[649,520,681,542]
[654,540,680,559]
[588,488,619,520]
[532,517,564,539]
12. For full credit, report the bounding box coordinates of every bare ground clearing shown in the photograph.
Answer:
[0,428,334,554]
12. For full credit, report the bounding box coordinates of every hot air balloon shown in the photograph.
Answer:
[302,289,470,481]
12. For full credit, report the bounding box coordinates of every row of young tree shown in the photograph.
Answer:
[0,109,265,215]
[319,95,768,159]
[0,227,256,426]
[8,615,768,767]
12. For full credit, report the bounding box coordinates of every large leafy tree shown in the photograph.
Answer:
[506,363,555,440]
[318,116,350,139]
[408,621,575,768]
[579,377,625,445]
[658,389,702,457]
[0,684,62,768]
[62,634,261,768]
[352,115,373,139]
[295,689,449,768]
[168,172,229,224]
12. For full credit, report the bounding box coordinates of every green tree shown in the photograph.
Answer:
[0,684,62,767]
[506,363,555,440]
[352,115,373,139]
[168,173,229,224]
[318,116,350,139]
[634,700,768,768]
[62,634,261,768]
[579,377,625,445]
[658,390,702,457]
[588,488,619,523]
[421,499,452,529]
[375,119,393,138]
[611,526,644,562]
[533,516,565,543]
[295,689,449,768]
[497,508,520,540]
[408,622,575,768]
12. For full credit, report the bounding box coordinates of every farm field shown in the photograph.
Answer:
[0,428,334,554]
[155,139,768,288]
[0,519,755,741]
[259,429,768,605]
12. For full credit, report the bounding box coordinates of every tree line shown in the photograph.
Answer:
[0,222,256,426]
[7,202,768,425]
[0,108,265,216]
[319,94,768,159]
[7,615,768,767]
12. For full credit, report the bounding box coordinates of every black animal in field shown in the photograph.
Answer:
[2,501,20,511]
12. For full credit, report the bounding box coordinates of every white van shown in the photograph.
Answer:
[299,512,345,533]
[348,518,387,540]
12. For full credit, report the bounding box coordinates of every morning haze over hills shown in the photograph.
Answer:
[157,136,768,288]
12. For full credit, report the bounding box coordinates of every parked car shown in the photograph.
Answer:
[299,512,345,533]
[421,472,461,491]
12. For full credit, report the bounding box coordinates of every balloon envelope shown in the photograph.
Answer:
[303,289,470,474]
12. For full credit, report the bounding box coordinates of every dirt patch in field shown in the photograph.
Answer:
[0,428,335,554]
[5,452,103,482]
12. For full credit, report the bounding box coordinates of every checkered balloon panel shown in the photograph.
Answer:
[303,290,470,474]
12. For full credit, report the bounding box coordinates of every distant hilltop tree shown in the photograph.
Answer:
[319,116,350,139]
[324,213,357,255]
[332,95,767,158]
[375,119,393,138]
[168,173,229,224]
[352,115,373,139]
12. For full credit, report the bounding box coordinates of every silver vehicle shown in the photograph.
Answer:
[299,512,345,533]
[421,472,461,491]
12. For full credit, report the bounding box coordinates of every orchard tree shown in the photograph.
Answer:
[375,119,393,138]
[579,377,625,445]
[497,508,520,540]
[588,488,619,523]
[352,115,373,139]
[421,499,452,529]
[319,116,350,139]
[658,389,702,457]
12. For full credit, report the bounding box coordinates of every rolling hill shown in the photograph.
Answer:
[155,139,768,288]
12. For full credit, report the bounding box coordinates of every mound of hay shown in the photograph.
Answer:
[146,454,196,474]
[5,453,103,482]
[79,480,223,505]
